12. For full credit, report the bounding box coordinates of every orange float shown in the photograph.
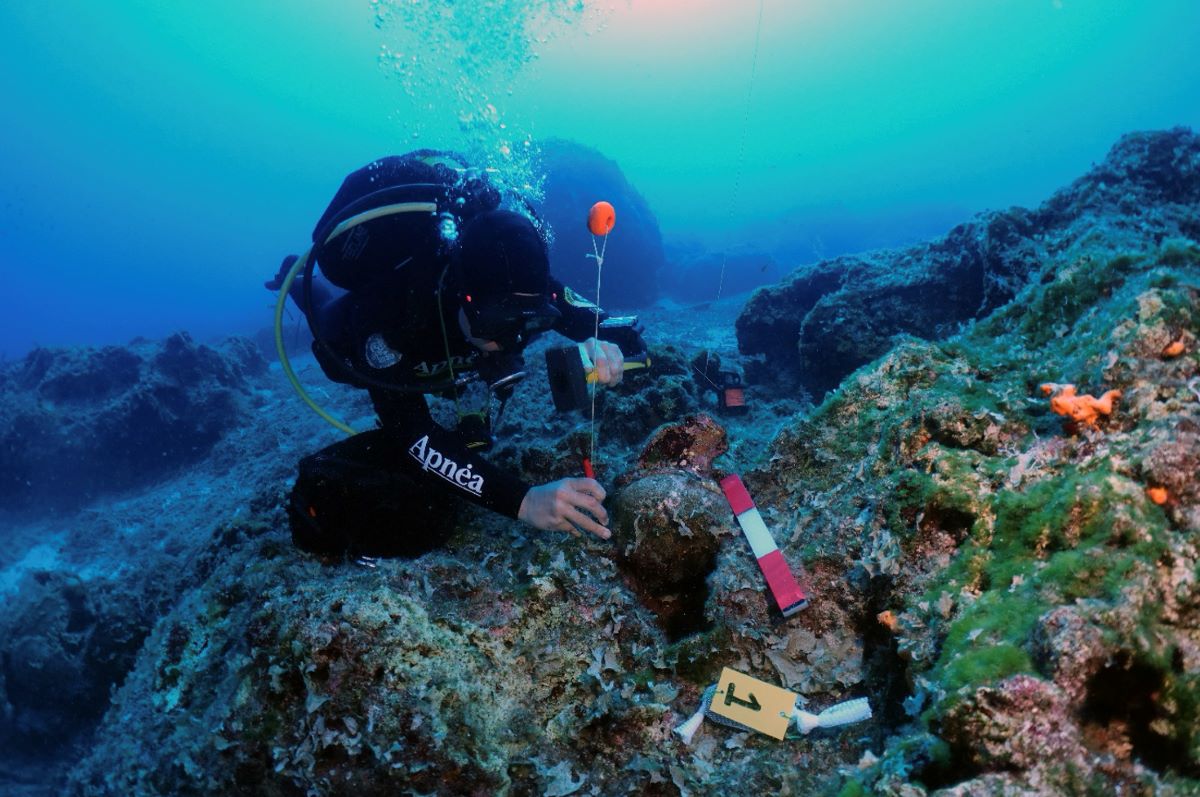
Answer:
[588,201,616,236]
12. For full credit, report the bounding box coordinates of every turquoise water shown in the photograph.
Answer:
[1,0,1198,357]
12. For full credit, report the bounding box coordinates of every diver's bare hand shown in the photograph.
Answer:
[583,338,624,386]
[518,478,611,540]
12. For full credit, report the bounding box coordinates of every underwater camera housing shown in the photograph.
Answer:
[546,316,650,413]
[714,369,749,415]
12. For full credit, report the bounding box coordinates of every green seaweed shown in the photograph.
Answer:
[915,460,1175,709]
[835,777,868,797]
[1157,237,1200,267]
[884,469,935,539]
[980,251,1147,348]
[939,640,1035,695]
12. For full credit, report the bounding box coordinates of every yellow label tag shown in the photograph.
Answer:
[710,667,797,740]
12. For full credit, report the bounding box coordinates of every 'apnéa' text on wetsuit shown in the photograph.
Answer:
[308,275,605,519]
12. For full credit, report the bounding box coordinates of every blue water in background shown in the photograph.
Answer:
[1,0,1198,360]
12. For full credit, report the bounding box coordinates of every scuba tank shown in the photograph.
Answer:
[273,151,534,434]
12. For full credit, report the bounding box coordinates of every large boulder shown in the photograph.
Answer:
[0,571,149,757]
[738,127,1200,397]
[0,332,266,514]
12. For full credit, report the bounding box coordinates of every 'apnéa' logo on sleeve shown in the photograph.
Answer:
[407,435,484,496]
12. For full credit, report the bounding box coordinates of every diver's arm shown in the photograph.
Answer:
[548,278,609,342]
[371,391,611,537]
[371,390,531,519]
[308,293,370,387]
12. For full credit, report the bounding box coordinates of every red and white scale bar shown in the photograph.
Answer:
[720,474,808,617]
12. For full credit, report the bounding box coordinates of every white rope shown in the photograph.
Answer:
[588,232,608,467]
[699,0,765,392]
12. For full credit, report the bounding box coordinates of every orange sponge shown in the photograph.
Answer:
[1039,383,1122,428]
[1146,486,1169,505]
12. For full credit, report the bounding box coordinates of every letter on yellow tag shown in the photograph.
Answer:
[710,667,798,740]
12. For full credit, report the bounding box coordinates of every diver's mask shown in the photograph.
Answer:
[462,292,562,351]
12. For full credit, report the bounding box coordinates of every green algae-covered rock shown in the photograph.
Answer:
[72,553,515,796]
[759,238,1200,793]
[739,129,1200,399]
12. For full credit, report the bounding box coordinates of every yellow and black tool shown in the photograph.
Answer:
[546,316,650,413]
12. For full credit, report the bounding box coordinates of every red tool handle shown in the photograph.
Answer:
[583,457,595,479]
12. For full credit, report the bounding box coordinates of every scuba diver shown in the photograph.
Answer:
[269,151,635,559]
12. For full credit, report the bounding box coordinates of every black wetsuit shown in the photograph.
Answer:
[287,248,604,558]
[285,151,611,558]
